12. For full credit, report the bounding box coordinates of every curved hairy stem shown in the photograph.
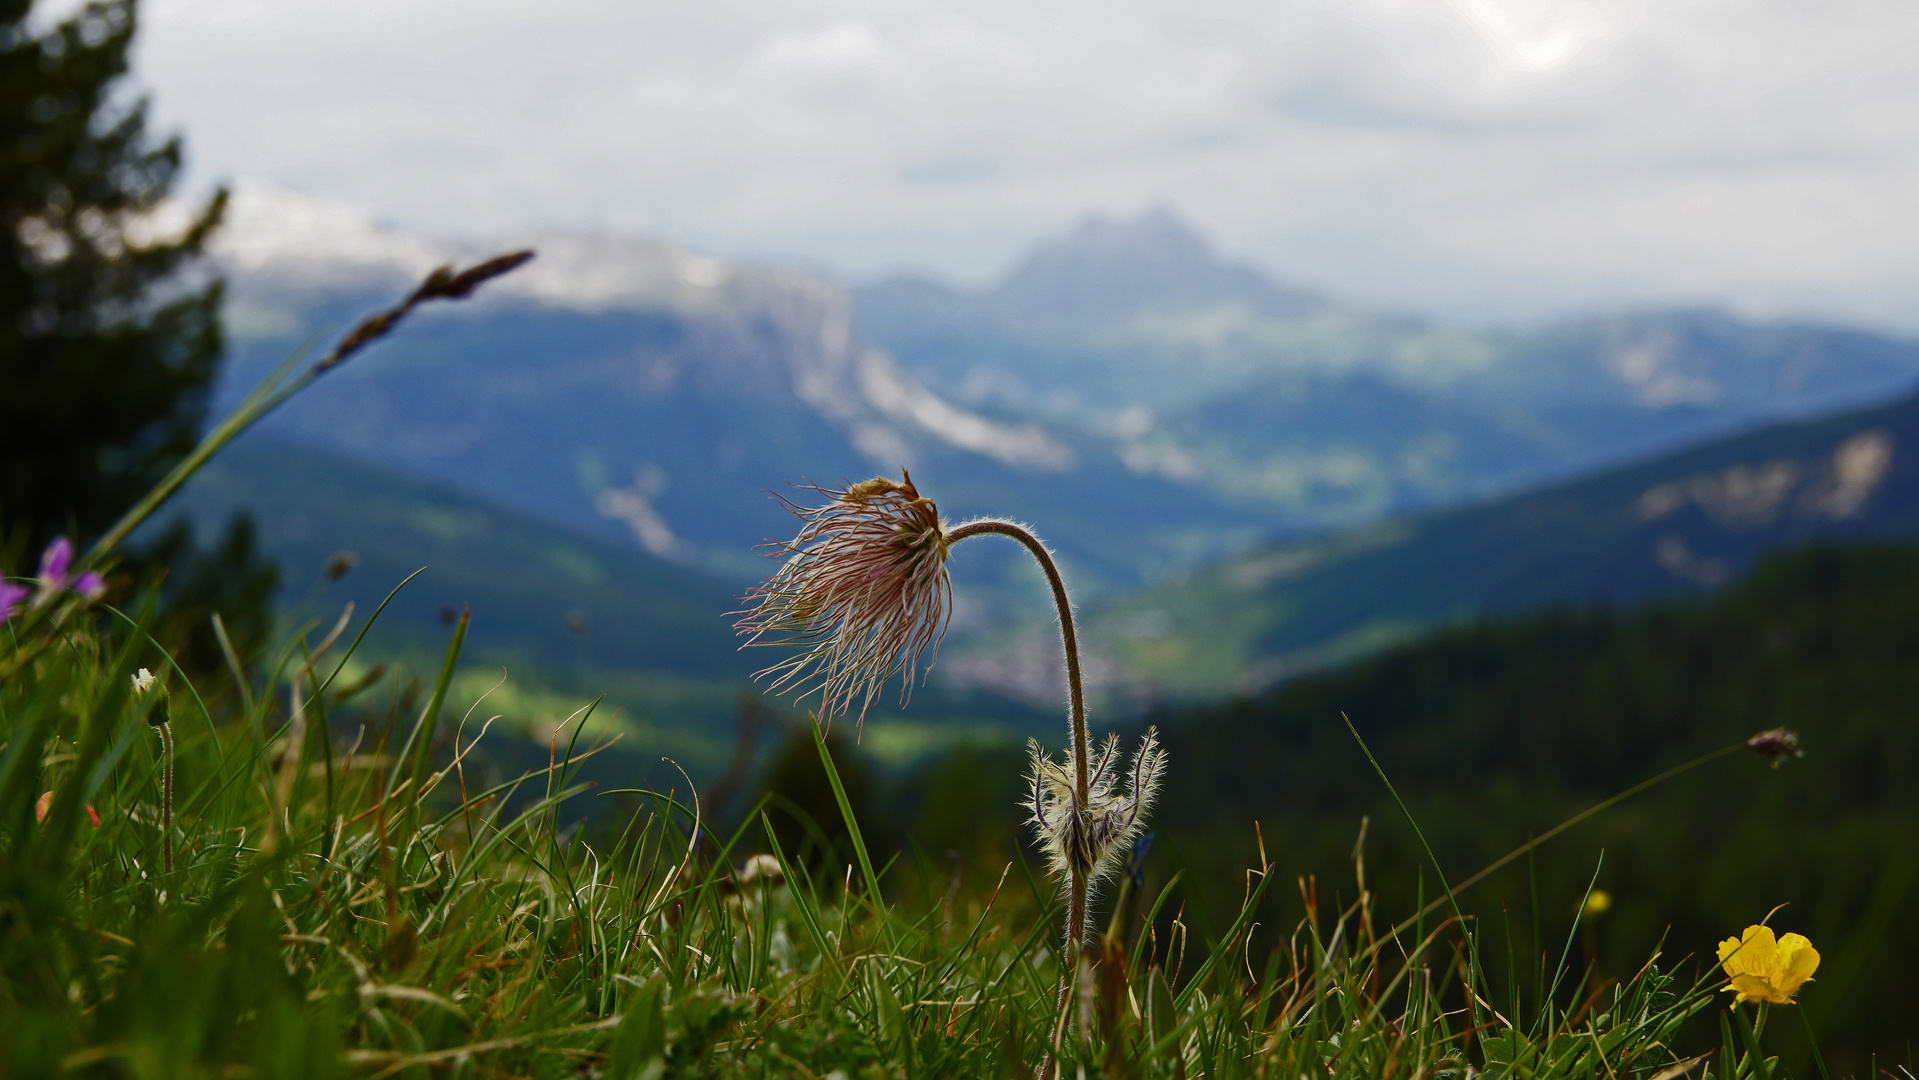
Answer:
[946,517,1087,1080]
[945,520,1087,803]
[158,720,174,876]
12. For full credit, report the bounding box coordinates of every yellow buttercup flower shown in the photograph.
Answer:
[1717,925,1819,1005]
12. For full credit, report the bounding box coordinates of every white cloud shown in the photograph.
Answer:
[1449,0,1618,73]
[760,21,890,70]
[131,0,1919,329]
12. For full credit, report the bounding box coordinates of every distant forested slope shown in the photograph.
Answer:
[1036,382,1919,705]
[910,543,1919,1065]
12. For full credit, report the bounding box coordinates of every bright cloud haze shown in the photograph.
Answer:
[135,0,1919,329]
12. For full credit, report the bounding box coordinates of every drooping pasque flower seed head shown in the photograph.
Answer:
[1027,727,1165,912]
[735,472,952,731]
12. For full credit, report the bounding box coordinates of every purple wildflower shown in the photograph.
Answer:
[0,581,28,625]
[37,536,74,585]
[73,572,105,600]
[23,537,106,609]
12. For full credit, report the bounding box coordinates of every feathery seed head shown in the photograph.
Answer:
[735,471,952,732]
[1027,727,1166,902]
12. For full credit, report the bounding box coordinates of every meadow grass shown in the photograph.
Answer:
[0,259,1840,1077]
[1,587,1829,1078]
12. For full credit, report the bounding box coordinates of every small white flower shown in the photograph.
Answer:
[739,853,785,888]
[130,668,155,696]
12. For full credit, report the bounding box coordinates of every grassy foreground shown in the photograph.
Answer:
[0,593,1830,1078]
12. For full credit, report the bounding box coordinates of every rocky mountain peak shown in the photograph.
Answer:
[988,206,1325,327]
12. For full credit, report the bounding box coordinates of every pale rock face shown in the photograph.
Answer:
[1631,428,1895,540]
[1606,328,1720,409]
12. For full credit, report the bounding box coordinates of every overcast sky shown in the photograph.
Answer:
[134,0,1919,329]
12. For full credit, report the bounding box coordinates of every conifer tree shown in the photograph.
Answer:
[0,0,226,543]
[0,0,277,668]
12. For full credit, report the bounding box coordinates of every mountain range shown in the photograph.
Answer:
[855,208,1919,531]
[187,184,1919,719]
[212,187,1919,616]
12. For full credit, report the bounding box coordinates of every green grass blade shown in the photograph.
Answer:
[394,604,470,798]
[1735,1006,1773,1080]
[313,566,428,699]
[1173,863,1274,1010]
[760,810,833,960]
[1797,995,1832,1080]
[809,715,892,946]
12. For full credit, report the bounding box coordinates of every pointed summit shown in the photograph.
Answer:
[989,207,1324,327]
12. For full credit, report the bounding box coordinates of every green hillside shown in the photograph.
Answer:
[176,435,746,677]
[1071,383,1919,700]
